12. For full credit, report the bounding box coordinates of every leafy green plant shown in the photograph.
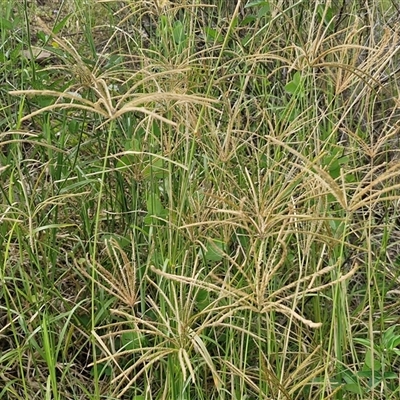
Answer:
[352,326,400,394]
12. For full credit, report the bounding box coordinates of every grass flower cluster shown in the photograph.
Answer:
[1,0,400,399]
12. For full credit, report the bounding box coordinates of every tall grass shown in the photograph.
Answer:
[1,0,400,399]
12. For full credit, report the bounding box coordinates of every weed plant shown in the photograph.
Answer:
[1,0,400,399]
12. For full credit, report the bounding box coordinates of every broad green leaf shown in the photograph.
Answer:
[116,154,136,171]
[317,5,334,32]
[383,371,398,379]
[0,17,13,30]
[285,71,303,95]
[343,383,363,395]
[196,289,211,311]
[205,27,224,44]
[284,81,297,94]
[173,20,186,44]
[241,16,256,26]
[202,239,226,263]
[145,192,168,225]
[146,194,164,216]
[364,349,381,370]
[142,157,166,180]
[119,331,144,351]
[323,152,349,180]
[357,370,373,377]
[68,119,79,135]
[76,313,91,329]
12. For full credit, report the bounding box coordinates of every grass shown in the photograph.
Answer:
[1,0,400,399]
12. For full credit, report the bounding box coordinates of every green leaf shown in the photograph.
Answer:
[323,151,349,180]
[0,51,7,63]
[146,193,164,216]
[68,120,80,135]
[130,138,142,152]
[116,154,136,171]
[382,326,400,350]
[76,313,91,329]
[353,338,370,347]
[142,156,166,180]
[364,349,381,371]
[91,362,112,377]
[173,20,186,45]
[257,4,270,18]
[383,325,397,339]
[0,17,13,31]
[116,138,142,171]
[285,71,303,95]
[357,370,373,378]
[145,192,168,225]
[205,27,224,44]
[284,81,297,94]
[386,335,400,350]
[119,331,144,351]
[317,5,334,32]
[37,31,48,43]
[105,54,124,70]
[293,71,301,85]
[343,383,363,395]
[151,121,161,137]
[195,289,211,311]
[53,14,72,35]
[383,371,398,379]
[103,233,131,250]
[202,239,226,263]
[241,16,256,26]
[345,172,356,183]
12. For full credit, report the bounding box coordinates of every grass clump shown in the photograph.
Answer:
[1,0,400,399]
